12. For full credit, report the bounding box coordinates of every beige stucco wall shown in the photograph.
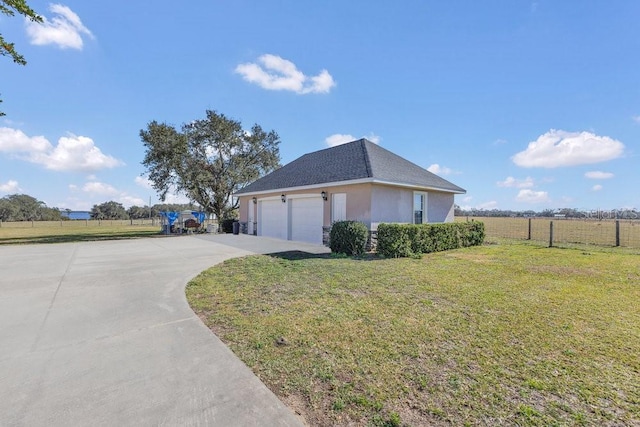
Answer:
[371,185,413,230]
[237,183,457,232]
[238,183,373,229]
[326,183,372,227]
[427,192,455,223]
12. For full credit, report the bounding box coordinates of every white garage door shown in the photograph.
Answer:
[290,197,323,244]
[258,199,287,240]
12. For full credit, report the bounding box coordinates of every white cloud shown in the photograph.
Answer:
[592,184,603,191]
[497,176,534,188]
[119,195,145,207]
[427,164,454,176]
[512,129,624,168]
[163,192,191,205]
[0,179,21,193]
[364,133,381,144]
[633,115,640,124]
[82,181,118,196]
[0,127,51,152]
[80,181,146,208]
[134,176,154,189]
[235,54,336,94]
[25,3,93,49]
[584,171,614,179]
[477,200,498,210]
[516,189,550,203]
[325,134,353,147]
[0,127,123,172]
[325,133,380,147]
[493,138,508,145]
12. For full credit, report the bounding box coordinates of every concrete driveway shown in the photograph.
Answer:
[0,234,329,426]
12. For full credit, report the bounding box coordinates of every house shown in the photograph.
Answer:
[234,138,465,245]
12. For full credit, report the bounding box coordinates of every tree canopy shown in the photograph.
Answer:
[90,201,128,220]
[1,0,42,116]
[0,193,61,221]
[140,110,281,220]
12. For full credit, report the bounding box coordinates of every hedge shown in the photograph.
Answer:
[376,221,485,258]
[329,220,369,256]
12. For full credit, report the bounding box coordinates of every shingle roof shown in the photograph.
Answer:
[235,139,465,195]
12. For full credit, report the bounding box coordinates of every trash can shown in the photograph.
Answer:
[232,221,240,235]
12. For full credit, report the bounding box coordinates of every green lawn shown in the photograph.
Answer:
[187,243,639,426]
[0,222,161,244]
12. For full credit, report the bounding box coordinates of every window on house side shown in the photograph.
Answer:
[414,192,426,224]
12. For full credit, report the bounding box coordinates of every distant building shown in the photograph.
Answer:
[61,211,91,220]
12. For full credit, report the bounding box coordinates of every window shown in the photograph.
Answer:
[413,192,427,224]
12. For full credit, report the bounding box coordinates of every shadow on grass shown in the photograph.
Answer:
[0,231,164,245]
[266,250,382,261]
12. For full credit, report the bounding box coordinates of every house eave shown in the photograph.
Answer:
[233,178,465,197]
[371,179,466,194]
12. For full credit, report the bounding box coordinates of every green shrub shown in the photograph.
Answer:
[329,221,369,256]
[377,221,485,258]
[376,223,414,258]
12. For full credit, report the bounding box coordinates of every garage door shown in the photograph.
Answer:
[290,197,323,244]
[258,199,287,240]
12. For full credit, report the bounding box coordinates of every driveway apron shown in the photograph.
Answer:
[0,234,328,426]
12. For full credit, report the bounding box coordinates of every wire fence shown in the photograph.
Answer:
[0,219,161,228]
[457,216,640,249]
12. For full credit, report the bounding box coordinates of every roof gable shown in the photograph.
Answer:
[236,139,465,194]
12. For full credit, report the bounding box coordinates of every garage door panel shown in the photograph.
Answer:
[258,200,287,240]
[291,198,323,244]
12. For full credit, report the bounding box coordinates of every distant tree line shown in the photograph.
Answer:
[0,193,202,222]
[455,206,638,219]
[90,201,203,220]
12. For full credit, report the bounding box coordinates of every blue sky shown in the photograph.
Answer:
[1,1,638,211]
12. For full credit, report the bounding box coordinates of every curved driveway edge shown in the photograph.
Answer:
[0,234,329,426]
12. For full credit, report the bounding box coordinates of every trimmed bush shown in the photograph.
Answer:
[377,221,485,258]
[329,221,369,256]
[375,223,414,258]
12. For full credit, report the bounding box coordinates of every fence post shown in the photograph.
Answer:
[615,220,620,247]
[528,218,532,240]
[549,221,554,247]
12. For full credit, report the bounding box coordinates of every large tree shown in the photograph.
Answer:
[1,0,42,116]
[90,201,128,220]
[140,110,281,221]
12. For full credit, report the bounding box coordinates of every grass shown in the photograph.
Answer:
[457,216,640,248]
[187,243,640,426]
[0,221,161,245]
